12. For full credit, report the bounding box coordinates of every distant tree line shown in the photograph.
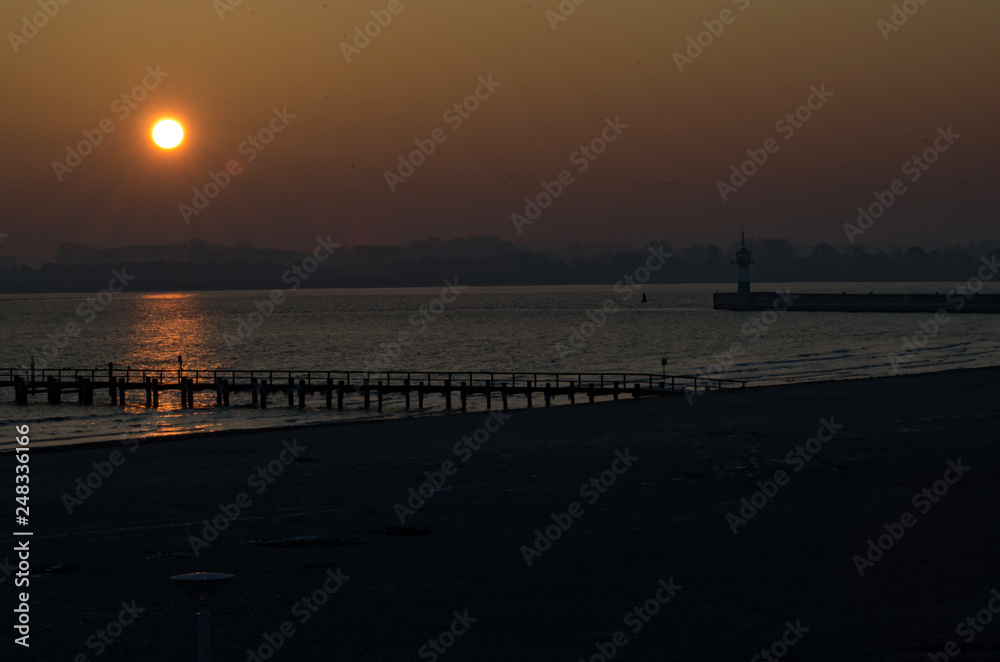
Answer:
[0,236,998,293]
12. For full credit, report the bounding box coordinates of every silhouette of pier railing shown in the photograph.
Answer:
[0,364,747,411]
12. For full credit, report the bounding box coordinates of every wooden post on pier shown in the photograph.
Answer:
[613,381,619,401]
[151,378,159,407]
[14,376,28,405]
[404,379,410,410]
[460,382,467,412]
[500,383,508,411]
[326,378,333,409]
[588,383,595,404]
[544,383,551,408]
[216,378,224,407]
[444,380,452,410]
[108,362,115,403]
[485,381,492,410]
[179,378,187,408]
[287,377,295,408]
[569,389,575,405]
[526,381,533,408]
[337,381,345,409]
[298,380,306,409]
[377,381,383,412]
[632,384,641,399]
[363,381,370,409]
[222,380,230,407]
[251,377,258,406]
[260,379,268,408]
[418,381,424,409]
[47,376,60,404]
[118,378,126,406]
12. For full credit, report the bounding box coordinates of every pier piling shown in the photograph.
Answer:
[14,376,27,405]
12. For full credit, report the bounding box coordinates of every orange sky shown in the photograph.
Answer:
[1,0,998,260]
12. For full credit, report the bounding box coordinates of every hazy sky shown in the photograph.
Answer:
[2,0,998,260]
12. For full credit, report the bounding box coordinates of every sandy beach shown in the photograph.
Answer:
[4,367,1000,661]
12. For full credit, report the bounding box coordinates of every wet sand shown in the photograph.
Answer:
[3,367,1000,661]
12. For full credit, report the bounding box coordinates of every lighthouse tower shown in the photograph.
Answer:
[732,231,754,294]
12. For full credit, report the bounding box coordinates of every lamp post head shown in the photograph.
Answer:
[169,572,234,603]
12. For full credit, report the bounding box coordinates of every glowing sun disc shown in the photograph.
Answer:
[152,119,184,149]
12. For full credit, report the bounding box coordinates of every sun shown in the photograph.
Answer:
[151,119,184,149]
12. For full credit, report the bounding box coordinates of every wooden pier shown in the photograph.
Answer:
[0,364,747,412]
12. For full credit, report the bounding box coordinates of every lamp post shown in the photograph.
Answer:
[170,572,234,662]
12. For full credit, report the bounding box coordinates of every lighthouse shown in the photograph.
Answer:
[732,231,754,294]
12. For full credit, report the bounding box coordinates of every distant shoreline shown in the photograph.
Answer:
[0,279,997,296]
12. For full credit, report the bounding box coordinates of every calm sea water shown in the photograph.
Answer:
[1,283,998,448]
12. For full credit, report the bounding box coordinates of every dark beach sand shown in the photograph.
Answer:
[4,368,1000,661]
